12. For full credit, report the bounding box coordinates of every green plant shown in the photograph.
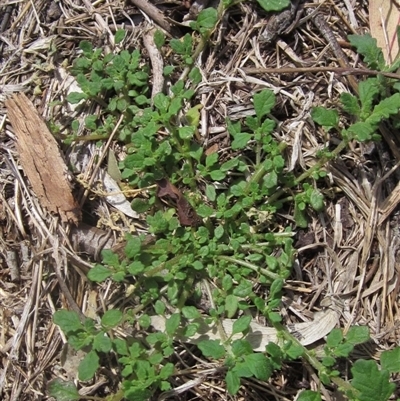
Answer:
[51,23,400,401]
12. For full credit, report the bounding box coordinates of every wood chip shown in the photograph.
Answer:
[5,93,81,224]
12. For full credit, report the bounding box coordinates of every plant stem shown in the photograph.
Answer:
[218,255,281,280]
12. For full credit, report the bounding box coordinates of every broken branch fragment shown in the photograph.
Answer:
[5,93,81,224]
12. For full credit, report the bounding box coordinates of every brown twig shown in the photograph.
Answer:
[307,8,359,93]
[242,66,400,80]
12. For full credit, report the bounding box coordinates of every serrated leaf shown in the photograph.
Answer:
[351,359,395,401]
[345,325,370,345]
[226,370,241,395]
[244,353,272,380]
[359,79,380,117]
[78,350,99,381]
[341,92,360,116]
[67,92,87,104]
[114,29,126,44]
[348,33,385,70]
[368,93,400,125]
[198,339,225,359]
[346,122,376,142]
[232,315,252,335]
[79,40,93,55]
[231,339,253,357]
[253,89,275,120]
[48,379,80,401]
[326,328,343,347]
[311,107,339,130]
[53,310,83,334]
[231,132,252,150]
[196,8,218,33]
[93,332,112,353]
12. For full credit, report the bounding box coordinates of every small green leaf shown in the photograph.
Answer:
[244,353,272,380]
[79,40,93,55]
[93,332,112,352]
[154,300,166,315]
[196,8,218,34]
[253,89,275,120]
[231,132,252,150]
[165,313,181,336]
[197,204,214,217]
[198,339,226,359]
[311,107,339,130]
[381,347,400,373]
[154,30,165,49]
[326,328,343,347]
[114,29,126,44]
[182,306,201,319]
[53,310,83,334]
[310,189,324,211]
[226,370,241,395]
[232,315,252,335]
[296,390,322,401]
[264,170,278,189]
[87,264,112,282]
[225,294,238,318]
[66,92,87,104]
[178,125,195,139]
[101,310,123,329]
[205,184,216,201]
[214,225,225,239]
[48,379,80,401]
[189,67,202,84]
[131,198,150,213]
[170,38,186,55]
[210,169,226,181]
[231,339,253,357]
[78,350,99,381]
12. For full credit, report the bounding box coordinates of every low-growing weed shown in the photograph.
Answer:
[50,10,400,401]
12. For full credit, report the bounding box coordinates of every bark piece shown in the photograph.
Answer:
[5,93,80,224]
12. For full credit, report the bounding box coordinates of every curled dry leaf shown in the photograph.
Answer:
[5,93,81,224]
[369,0,400,65]
[156,178,202,227]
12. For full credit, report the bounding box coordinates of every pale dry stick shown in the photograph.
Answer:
[128,0,181,37]
[344,185,379,334]
[28,0,44,36]
[81,0,114,46]
[143,26,164,100]
[78,114,124,209]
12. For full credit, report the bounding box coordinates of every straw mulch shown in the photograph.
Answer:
[0,0,399,400]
